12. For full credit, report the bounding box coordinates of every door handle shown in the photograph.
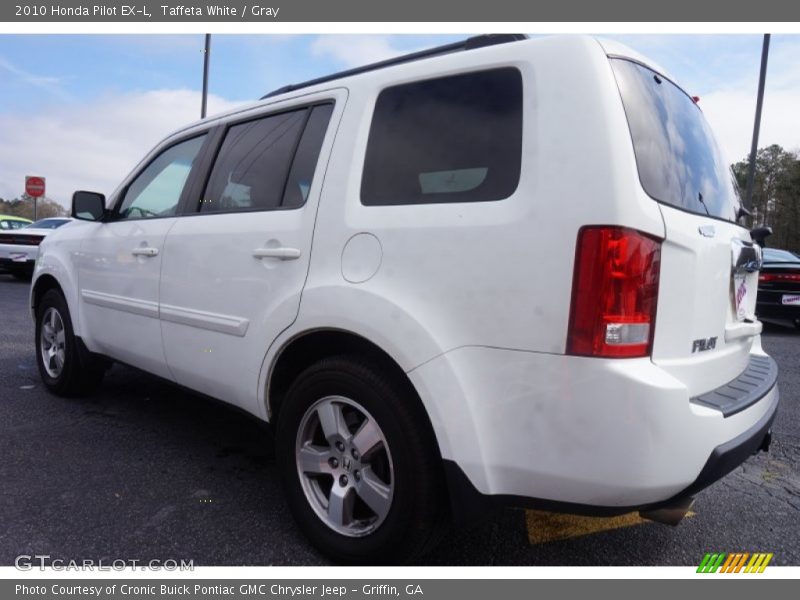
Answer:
[131,247,159,257]
[253,247,301,260]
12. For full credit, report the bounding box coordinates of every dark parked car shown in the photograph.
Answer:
[757,247,800,328]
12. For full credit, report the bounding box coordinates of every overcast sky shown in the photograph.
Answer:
[1,34,799,207]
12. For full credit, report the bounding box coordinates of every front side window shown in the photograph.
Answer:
[117,135,206,220]
[361,67,523,206]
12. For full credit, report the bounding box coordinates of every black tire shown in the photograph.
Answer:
[35,289,107,396]
[276,355,446,564]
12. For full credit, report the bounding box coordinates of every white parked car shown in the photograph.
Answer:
[31,34,778,563]
[0,217,72,280]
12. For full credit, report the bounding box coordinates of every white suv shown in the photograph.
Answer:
[31,34,779,563]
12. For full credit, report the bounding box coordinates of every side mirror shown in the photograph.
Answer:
[72,191,106,222]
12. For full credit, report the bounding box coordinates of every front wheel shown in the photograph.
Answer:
[276,356,445,564]
[35,289,107,396]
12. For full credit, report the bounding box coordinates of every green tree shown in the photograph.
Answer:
[732,144,800,254]
[0,195,68,220]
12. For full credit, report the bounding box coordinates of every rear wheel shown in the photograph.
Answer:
[276,356,445,564]
[35,289,107,396]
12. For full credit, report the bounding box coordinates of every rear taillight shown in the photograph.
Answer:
[567,226,662,358]
[759,272,800,283]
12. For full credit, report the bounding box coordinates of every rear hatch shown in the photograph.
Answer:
[610,57,761,397]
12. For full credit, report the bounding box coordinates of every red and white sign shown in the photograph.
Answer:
[25,176,46,198]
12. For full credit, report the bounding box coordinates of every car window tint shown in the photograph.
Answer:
[611,59,741,222]
[201,109,307,213]
[28,219,68,229]
[118,135,206,220]
[281,104,334,208]
[361,68,523,206]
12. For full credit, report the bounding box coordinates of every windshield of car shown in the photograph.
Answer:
[0,219,29,230]
[611,58,741,223]
[763,248,800,263]
[27,218,68,229]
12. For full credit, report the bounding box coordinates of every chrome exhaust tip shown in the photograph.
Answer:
[639,496,694,527]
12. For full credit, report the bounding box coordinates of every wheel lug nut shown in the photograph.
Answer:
[339,474,349,487]
[328,457,339,469]
[335,441,345,452]
[354,470,361,481]
[351,449,359,460]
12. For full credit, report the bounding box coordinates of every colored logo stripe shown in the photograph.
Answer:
[697,553,726,573]
[745,553,773,573]
[697,552,773,573]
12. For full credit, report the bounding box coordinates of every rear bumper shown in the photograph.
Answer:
[757,302,800,320]
[442,383,777,520]
[0,256,35,271]
[0,244,37,270]
[408,345,780,516]
[757,288,800,320]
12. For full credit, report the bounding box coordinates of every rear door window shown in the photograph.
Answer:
[281,104,334,208]
[361,68,523,206]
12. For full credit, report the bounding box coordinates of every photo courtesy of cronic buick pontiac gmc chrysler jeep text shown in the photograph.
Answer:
[30,34,779,563]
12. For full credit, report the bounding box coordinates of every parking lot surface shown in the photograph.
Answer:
[1,274,798,565]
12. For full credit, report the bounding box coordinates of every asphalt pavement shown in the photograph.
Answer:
[1,273,798,566]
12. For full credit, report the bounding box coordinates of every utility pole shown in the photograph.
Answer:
[745,34,770,213]
[201,34,211,119]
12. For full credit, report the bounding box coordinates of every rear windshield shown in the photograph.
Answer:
[610,58,741,223]
[763,248,800,263]
[27,218,68,229]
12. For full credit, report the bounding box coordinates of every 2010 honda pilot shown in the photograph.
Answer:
[31,34,779,563]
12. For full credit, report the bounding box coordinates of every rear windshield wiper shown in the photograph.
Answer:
[697,192,710,216]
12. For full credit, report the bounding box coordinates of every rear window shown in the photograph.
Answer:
[361,68,523,206]
[763,248,800,263]
[611,58,741,223]
[28,218,69,229]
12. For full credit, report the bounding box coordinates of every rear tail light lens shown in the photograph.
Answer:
[567,226,662,358]
[759,273,800,283]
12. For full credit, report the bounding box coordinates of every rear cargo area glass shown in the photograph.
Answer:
[610,58,741,222]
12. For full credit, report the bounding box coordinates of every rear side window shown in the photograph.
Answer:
[611,58,741,222]
[282,104,334,208]
[361,68,523,206]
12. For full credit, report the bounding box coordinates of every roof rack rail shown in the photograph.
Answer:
[260,34,529,100]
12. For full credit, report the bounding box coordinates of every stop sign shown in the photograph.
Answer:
[25,176,46,198]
